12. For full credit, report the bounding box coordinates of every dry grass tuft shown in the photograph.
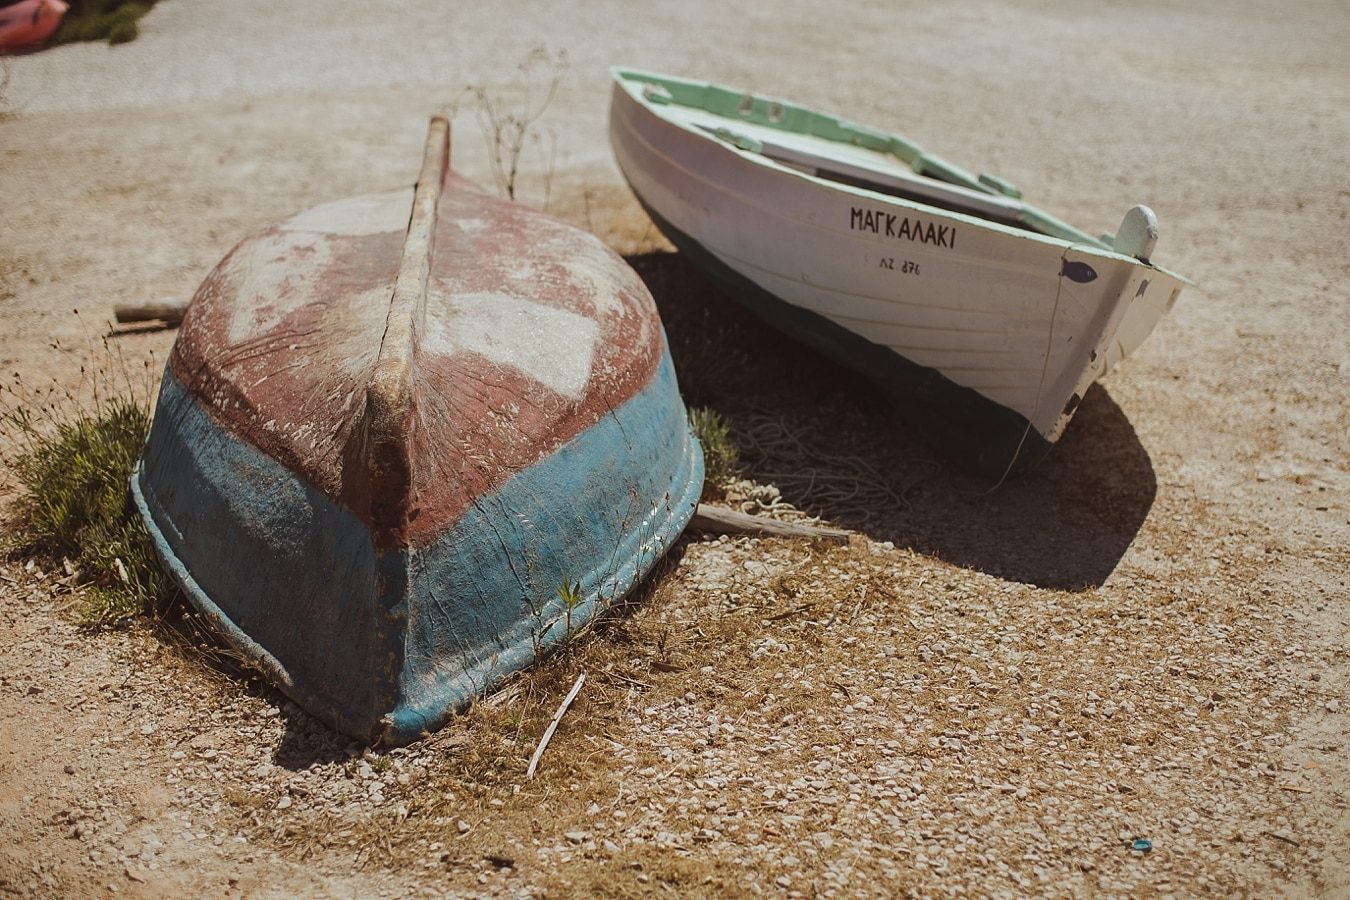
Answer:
[688,406,740,496]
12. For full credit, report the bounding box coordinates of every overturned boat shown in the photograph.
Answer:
[609,68,1189,475]
[133,118,703,744]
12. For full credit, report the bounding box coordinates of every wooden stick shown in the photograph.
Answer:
[1260,830,1301,847]
[485,681,523,708]
[600,668,652,690]
[526,671,585,779]
[114,298,188,325]
[766,602,816,621]
[689,503,850,544]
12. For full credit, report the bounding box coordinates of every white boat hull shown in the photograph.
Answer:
[609,71,1186,474]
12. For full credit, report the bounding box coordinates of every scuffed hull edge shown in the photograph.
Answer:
[384,351,703,743]
[133,352,703,745]
[633,197,1053,477]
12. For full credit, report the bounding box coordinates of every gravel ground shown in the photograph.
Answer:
[0,510,1342,897]
[1,0,1347,896]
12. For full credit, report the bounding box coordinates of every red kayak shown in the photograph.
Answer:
[0,0,67,52]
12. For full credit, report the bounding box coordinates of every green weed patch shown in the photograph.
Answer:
[4,376,173,624]
[52,0,162,46]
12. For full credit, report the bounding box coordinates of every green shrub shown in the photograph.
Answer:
[688,406,740,489]
[4,387,174,623]
[52,0,157,46]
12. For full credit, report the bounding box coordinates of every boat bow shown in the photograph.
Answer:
[134,118,703,743]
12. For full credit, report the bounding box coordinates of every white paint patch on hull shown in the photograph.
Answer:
[423,289,599,402]
[224,230,341,345]
[281,189,414,237]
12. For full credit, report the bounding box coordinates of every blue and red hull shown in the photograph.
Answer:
[134,353,699,745]
[133,120,703,744]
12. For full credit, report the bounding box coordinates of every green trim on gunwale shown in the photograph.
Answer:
[614,67,1111,251]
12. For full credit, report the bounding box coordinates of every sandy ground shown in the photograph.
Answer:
[1,0,1347,896]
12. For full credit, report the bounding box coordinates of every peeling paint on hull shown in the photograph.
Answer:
[134,120,703,744]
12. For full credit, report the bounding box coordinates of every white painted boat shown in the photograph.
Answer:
[609,68,1189,475]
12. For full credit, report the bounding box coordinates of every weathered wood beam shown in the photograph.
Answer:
[113,298,188,325]
[689,503,850,544]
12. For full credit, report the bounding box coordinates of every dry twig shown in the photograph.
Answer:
[526,671,585,779]
[689,504,849,544]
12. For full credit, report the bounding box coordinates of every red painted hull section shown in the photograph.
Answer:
[171,176,663,547]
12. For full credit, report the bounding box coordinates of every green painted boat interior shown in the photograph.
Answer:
[616,68,1112,250]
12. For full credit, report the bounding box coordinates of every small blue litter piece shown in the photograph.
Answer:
[1131,839,1153,853]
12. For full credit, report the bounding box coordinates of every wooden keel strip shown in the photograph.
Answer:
[361,116,452,548]
[381,114,451,372]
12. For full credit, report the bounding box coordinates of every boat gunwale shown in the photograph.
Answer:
[612,94,1180,336]
[133,356,704,745]
[610,67,1191,285]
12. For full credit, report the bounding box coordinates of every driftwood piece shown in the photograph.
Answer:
[114,297,189,325]
[689,503,850,544]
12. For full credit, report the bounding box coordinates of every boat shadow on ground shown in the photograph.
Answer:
[628,251,1157,591]
[149,602,357,767]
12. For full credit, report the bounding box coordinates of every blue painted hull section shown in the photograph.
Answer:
[133,351,702,744]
